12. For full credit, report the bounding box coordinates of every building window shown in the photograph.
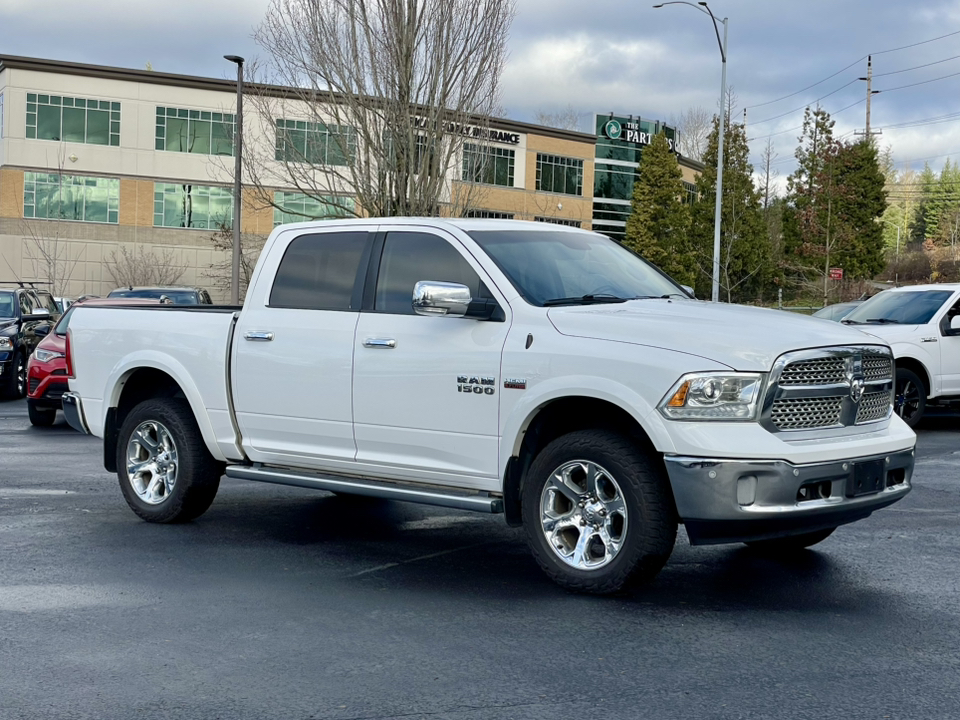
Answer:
[536,154,583,196]
[534,216,581,228]
[465,210,515,219]
[462,144,515,187]
[156,107,234,155]
[26,93,120,146]
[682,181,698,205]
[273,192,355,226]
[275,119,356,166]
[23,172,119,224]
[382,131,436,175]
[154,183,233,230]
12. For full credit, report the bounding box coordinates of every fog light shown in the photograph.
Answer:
[737,475,758,506]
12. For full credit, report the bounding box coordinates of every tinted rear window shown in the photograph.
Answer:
[270,232,369,311]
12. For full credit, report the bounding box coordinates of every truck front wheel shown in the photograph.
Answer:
[894,368,926,428]
[116,398,222,523]
[521,429,677,594]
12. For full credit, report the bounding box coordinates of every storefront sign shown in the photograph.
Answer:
[414,116,521,145]
[602,117,678,153]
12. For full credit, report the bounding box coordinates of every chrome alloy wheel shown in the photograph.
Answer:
[16,356,25,397]
[540,460,628,570]
[126,420,179,505]
[895,378,921,423]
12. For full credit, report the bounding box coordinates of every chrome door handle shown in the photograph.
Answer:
[363,338,396,349]
[244,331,274,342]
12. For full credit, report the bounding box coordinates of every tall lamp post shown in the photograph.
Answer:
[224,55,245,305]
[654,1,727,303]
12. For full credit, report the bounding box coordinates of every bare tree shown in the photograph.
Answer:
[672,106,710,162]
[760,137,779,211]
[533,105,583,132]
[205,225,268,299]
[104,246,187,289]
[246,0,517,219]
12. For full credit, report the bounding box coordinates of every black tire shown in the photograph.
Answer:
[894,367,926,428]
[745,527,836,554]
[521,429,677,595]
[2,351,26,400]
[27,400,57,427]
[116,398,222,523]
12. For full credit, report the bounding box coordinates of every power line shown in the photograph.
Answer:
[873,53,960,77]
[747,98,866,142]
[877,68,960,93]
[745,28,960,110]
[750,79,859,126]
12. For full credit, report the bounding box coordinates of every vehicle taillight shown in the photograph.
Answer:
[65,329,75,378]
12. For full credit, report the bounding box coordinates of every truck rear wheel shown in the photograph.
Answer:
[116,398,222,523]
[27,400,57,427]
[521,429,677,594]
[894,368,925,428]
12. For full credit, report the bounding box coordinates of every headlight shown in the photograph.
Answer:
[34,348,65,363]
[0,337,11,350]
[659,372,765,421]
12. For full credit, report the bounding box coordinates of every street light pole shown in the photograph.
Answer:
[224,55,245,306]
[653,1,727,302]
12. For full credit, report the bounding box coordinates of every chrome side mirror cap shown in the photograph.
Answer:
[413,281,472,318]
[680,285,696,299]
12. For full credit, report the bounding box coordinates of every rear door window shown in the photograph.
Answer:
[270,231,370,311]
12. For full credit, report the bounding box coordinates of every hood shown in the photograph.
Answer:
[36,331,66,353]
[0,319,16,333]
[851,323,924,344]
[547,299,888,371]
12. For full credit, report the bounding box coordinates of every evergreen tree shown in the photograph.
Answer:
[623,132,694,286]
[690,117,770,302]
[832,140,887,278]
[783,106,836,258]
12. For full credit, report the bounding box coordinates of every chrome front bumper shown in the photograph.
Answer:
[61,392,91,435]
[664,447,914,545]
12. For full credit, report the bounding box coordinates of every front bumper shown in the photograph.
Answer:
[665,447,914,545]
[62,392,91,435]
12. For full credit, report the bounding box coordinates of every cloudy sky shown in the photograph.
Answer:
[3,0,960,181]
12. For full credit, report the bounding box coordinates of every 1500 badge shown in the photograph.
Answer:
[457,375,496,395]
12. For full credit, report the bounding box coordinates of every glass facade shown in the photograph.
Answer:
[275,119,356,166]
[462,144,515,187]
[592,113,681,242]
[23,172,119,223]
[536,154,583,196]
[273,191,355,226]
[154,183,233,230]
[156,107,234,155]
[26,93,120,146]
[534,216,581,228]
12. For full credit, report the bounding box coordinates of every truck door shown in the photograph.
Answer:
[232,228,373,468]
[941,295,960,395]
[352,228,510,486]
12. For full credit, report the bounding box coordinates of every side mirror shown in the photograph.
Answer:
[30,309,51,321]
[35,324,50,337]
[413,281,472,318]
[950,315,960,332]
[680,285,696,299]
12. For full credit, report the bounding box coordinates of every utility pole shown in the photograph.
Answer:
[857,56,881,142]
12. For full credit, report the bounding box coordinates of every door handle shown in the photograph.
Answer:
[363,338,396,349]
[244,331,275,342]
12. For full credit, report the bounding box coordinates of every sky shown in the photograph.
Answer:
[2,0,960,182]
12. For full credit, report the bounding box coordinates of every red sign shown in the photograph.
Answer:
[829,267,843,280]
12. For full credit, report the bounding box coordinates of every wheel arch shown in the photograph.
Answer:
[895,356,931,398]
[501,393,673,527]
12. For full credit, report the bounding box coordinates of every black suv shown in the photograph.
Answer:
[0,284,61,399]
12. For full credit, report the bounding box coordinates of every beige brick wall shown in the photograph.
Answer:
[0,167,24,220]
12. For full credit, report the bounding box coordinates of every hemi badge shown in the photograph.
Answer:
[504,378,527,390]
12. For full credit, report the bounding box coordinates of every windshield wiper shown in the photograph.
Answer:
[840,319,861,325]
[864,318,901,324]
[542,294,630,306]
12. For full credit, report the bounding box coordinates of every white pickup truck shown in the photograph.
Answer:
[63,219,916,594]
[837,283,960,427]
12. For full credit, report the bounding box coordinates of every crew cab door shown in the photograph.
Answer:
[352,228,510,486]
[232,228,373,468]
[940,294,960,395]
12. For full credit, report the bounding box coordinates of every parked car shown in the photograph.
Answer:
[840,284,960,427]
[812,300,864,322]
[54,297,74,313]
[26,297,160,425]
[63,219,914,594]
[0,284,57,399]
[107,286,213,304]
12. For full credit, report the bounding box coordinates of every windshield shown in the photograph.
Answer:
[0,291,14,318]
[468,229,686,306]
[34,291,59,314]
[843,290,953,325]
[108,289,198,304]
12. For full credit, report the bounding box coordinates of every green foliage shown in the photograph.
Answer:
[623,132,694,286]
[690,117,771,302]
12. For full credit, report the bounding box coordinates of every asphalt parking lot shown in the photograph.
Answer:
[1,398,958,720]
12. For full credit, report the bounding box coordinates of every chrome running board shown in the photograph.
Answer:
[225,464,504,514]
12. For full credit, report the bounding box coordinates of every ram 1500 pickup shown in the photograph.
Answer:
[63,218,916,594]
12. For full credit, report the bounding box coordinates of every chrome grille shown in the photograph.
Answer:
[863,355,893,382]
[856,391,892,424]
[770,396,844,430]
[779,357,846,385]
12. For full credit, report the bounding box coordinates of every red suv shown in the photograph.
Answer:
[27,297,158,426]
